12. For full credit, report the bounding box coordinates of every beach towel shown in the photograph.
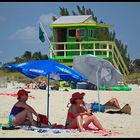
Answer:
[19,125,78,134]
[0,121,120,136]
[0,121,9,129]
[19,124,121,136]
[85,125,121,136]
[0,93,35,99]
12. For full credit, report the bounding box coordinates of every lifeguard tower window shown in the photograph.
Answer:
[78,29,85,37]
[88,29,96,38]
[68,29,85,38]
[68,29,76,37]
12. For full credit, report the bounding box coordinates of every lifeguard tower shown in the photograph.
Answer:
[50,15,129,76]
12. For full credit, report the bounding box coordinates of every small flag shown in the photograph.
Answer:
[39,25,45,43]
[39,23,56,57]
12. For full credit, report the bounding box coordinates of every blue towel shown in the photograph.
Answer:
[91,103,105,112]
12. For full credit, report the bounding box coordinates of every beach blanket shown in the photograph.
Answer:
[0,93,35,99]
[19,124,121,136]
[85,125,121,136]
[19,125,78,134]
[0,122,121,136]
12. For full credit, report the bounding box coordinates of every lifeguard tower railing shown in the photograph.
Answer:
[50,41,129,76]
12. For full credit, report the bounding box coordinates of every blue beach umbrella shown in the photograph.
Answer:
[4,59,87,121]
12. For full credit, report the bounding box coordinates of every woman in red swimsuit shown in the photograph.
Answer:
[65,92,105,132]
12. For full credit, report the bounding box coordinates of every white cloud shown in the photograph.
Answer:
[0,16,6,23]
[38,13,57,37]
[9,13,57,44]
[9,26,39,44]
[38,13,57,26]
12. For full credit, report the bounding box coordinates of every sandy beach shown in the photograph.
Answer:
[0,83,140,138]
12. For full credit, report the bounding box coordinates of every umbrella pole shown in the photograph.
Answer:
[47,74,50,122]
[96,67,100,112]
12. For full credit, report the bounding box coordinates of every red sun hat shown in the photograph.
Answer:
[70,92,85,104]
[17,89,30,97]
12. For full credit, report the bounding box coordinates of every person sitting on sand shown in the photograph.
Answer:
[26,80,38,89]
[85,97,131,115]
[38,79,47,90]
[9,89,52,128]
[65,92,105,132]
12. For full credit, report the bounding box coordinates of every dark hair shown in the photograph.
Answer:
[17,95,21,100]
[71,100,76,104]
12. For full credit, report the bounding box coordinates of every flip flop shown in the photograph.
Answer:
[120,104,131,115]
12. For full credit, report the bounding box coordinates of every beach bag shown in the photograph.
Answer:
[91,103,105,112]
[38,114,49,125]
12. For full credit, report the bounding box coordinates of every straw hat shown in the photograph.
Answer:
[121,104,131,115]
[70,92,85,104]
[17,89,30,99]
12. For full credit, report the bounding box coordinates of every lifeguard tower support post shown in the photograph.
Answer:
[49,15,129,76]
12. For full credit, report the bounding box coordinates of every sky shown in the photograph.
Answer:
[0,2,140,64]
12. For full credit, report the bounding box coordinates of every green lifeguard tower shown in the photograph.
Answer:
[50,15,129,76]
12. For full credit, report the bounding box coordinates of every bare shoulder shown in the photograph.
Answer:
[15,101,26,108]
[70,104,76,112]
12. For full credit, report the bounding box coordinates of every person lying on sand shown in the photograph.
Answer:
[85,97,131,115]
[65,92,106,132]
[8,89,53,128]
